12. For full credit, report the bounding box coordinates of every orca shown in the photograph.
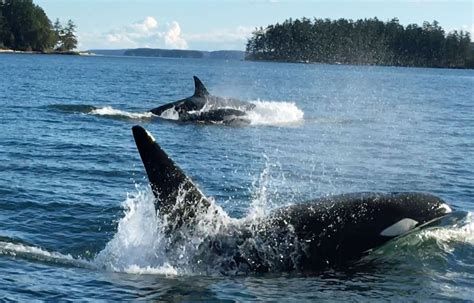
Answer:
[150,76,255,124]
[132,125,453,272]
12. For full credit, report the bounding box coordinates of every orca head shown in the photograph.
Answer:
[302,192,455,264]
[367,193,452,239]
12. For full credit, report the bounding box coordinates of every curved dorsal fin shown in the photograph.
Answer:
[132,125,210,227]
[193,76,209,97]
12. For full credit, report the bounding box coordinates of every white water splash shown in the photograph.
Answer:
[93,160,304,276]
[247,154,272,220]
[156,100,304,126]
[419,212,474,246]
[246,100,304,126]
[93,187,177,275]
[93,184,240,275]
[90,106,154,119]
[122,264,178,275]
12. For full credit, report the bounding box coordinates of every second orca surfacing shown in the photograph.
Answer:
[132,125,453,273]
[150,76,255,124]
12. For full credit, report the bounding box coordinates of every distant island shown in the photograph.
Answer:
[0,0,77,53]
[89,48,245,60]
[245,17,474,69]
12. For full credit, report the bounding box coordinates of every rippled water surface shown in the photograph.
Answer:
[1,54,473,301]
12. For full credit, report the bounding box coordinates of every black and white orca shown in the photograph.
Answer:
[132,125,453,272]
[150,76,255,124]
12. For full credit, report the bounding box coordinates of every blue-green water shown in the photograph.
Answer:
[0,54,473,301]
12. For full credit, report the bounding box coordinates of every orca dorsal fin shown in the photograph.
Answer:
[193,76,210,97]
[132,125,210,226]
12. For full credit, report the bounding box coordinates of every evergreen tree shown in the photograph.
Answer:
[54,19,77,51]
[61,19,77,51]
[53,18,63,48]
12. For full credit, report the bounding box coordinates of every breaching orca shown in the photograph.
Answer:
[150,76,255,124]
[132,125,453,272]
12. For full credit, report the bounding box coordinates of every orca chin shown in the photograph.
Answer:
[132,125,453,273]
[150,76,255,124]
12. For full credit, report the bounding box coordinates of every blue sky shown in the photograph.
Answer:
[36,0,474,51]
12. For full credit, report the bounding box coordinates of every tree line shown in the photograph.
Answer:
[0,0,77,52]
[246,17,474,68]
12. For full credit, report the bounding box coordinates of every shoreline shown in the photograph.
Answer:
[0,49,94,56]
[244,57,474,70]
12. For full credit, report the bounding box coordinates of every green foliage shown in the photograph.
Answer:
[0,0,77,52]
[246,17,473,68]
[0,3,6,48]
[55,19,77,51]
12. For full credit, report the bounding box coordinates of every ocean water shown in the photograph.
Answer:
[0,54,473,301]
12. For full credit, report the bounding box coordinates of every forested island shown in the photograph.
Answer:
[0,0,77,53]
[246,18,474,68]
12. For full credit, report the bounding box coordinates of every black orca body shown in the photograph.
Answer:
[150,76,255,124]
[132,125,453,272]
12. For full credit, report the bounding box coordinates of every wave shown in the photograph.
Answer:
[89,106,154,120]
[48,104,154,120]
[0,240,95,269]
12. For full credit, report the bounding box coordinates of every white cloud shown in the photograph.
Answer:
[99,17,188,49]
[139,16,158,31]
[164,21,188,49]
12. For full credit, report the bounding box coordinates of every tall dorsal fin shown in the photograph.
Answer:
[193,76,209,97]
[132,125,210,226]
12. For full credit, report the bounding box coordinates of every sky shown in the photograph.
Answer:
[35,0,474,51]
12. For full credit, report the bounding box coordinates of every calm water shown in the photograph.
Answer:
[0,54,473,301]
